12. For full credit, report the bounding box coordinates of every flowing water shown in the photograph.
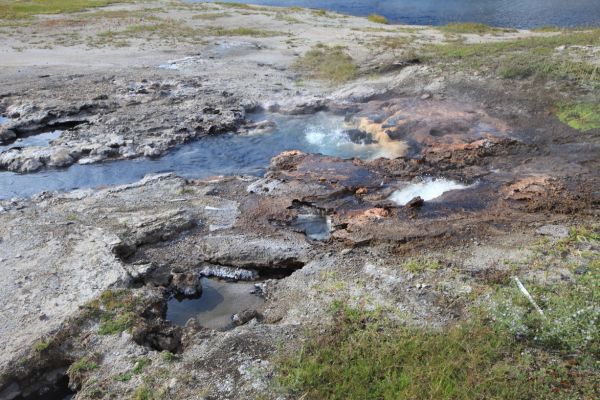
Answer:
[389,178,471,206]
[0,130,61,152]
[166,278,264,330]
[200,0,600,28]
[0,112,395,200]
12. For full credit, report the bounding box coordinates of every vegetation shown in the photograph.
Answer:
[402,257,442,273]
[367,14,388,25]
[33,339,51,352]
[84,289,140,335]
[557,102,600,132]
[70,356,99,374]
[439,22,514,34]
[423,28,600,88]
[293,44,358,83]
[0,0,134,19]
[277,227,600,399]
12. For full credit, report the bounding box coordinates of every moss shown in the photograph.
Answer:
[557,102,600,132]
[367,14,388,25]
[293,44,357,83]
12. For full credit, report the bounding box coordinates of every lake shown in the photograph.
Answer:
[200,0,600,28]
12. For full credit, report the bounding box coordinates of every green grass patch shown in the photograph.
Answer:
[33,339,51,352]
[367,14,388,25]
[439,22,513,35]
[402,257,442,273]
[277,303,599,399]
[83,289,140,335]
[0,0,134,19]
[277,228,600,399]
[206,26,284,37]
[293,44,357,83]
[532,25,562,32]
[423,28,600,87]
[556,102,600,132]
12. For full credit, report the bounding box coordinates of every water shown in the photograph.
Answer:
[166,278,264,330]
[389,178,470,205]
[0,112,392,200]
[200,0,600,28]
[0,116,7,124]
[290,214,332,240]
[0,130,61,152]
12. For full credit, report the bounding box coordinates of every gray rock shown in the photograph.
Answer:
[536,224,569,239]
[171,272,202,297]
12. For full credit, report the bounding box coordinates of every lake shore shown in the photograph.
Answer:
[0,1,599,399]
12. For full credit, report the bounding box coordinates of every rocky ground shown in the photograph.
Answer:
[0,1,599,399]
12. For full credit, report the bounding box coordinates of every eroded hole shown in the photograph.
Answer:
[166,277,264,330]
[8,370,75,400]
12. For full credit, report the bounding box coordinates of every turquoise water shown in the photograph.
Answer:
[199,0,600,28]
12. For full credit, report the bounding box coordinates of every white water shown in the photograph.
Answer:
[389,178,470,206]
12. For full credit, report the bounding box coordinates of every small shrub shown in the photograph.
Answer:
[367,14,388,25]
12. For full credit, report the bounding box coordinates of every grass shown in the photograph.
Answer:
[490,226,600,355]
[277,302,599,399]
[439,22,513,35]
[402,257,442,273]
[556,102,600,132]
[277,228,600,399]
[367,14,388,25]
[206,26,284,37]
[293,44,358,83]
[33,339,51,352]
[423,28,600,88]
[68,354,100,388]
[83,289,140,335]
[0,0,134,19]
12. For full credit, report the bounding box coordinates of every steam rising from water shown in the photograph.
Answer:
[390,178,470,205]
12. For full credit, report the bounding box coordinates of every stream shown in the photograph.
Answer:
[0,112,384,200]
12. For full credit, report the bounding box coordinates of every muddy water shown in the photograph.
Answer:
[166,278,264,330]
[0,112,400,200]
